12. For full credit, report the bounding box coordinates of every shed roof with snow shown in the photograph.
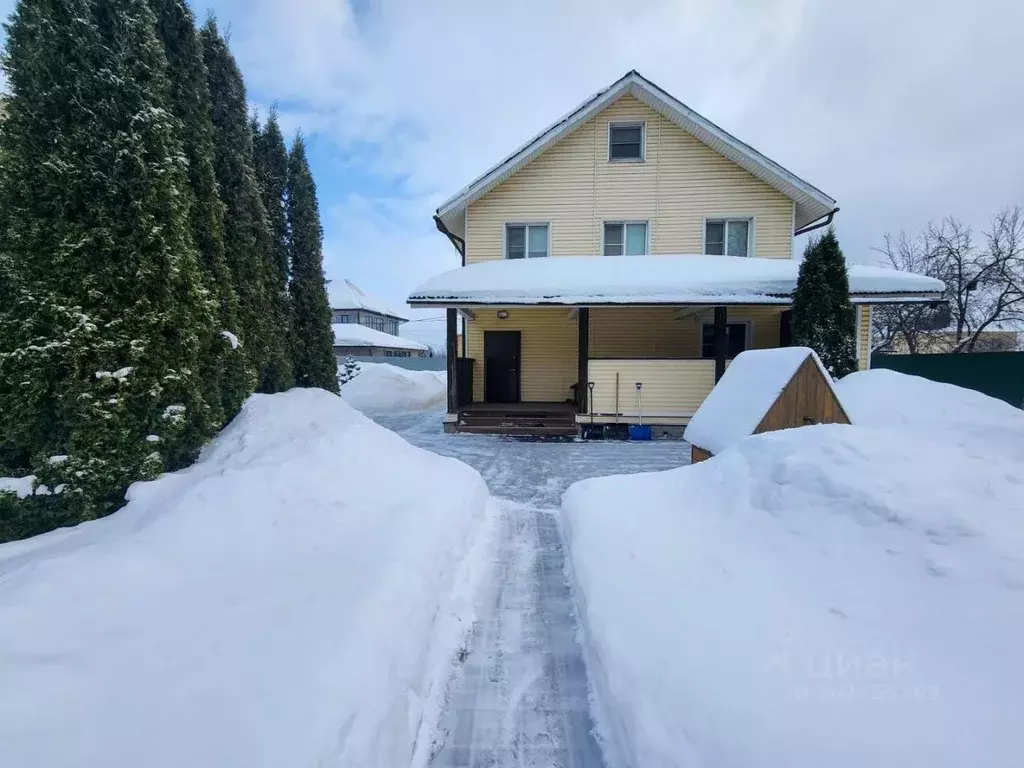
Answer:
[684,347,850,458]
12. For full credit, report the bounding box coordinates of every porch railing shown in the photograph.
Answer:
[587,359,716,419]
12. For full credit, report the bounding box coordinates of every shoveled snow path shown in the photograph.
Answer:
[372,410,687,767]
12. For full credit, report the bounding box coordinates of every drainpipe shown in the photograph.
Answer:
[794,207,840,237]
[434,214,466,267]
[434,214,469,358]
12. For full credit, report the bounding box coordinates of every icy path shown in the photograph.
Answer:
[372,410,686,767]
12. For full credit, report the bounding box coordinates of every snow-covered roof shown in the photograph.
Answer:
[684,347,846,454]
[332,323,428,352]
[407,255,945,307]
[437,70,837,233]
[327,279,408,321]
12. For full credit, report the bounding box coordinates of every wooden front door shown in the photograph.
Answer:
[484,331,521,403]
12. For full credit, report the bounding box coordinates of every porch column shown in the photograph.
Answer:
[714,305,728,382]
[577,307,589,413]
[446,308,458,412]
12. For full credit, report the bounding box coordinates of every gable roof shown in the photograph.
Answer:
[327,279,408,322]
[436,70,837,233]
[683,347,846,454]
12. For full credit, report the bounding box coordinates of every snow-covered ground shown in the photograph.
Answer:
[340,362,446,413]
[563,371,1024,767]
[0,389,494,768]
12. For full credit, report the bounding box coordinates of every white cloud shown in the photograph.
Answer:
[220,0,1024,333]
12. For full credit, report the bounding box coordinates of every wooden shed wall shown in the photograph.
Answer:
[754,357,850,435]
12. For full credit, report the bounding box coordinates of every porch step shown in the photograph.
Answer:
[457,423,577,437]
[456,406,577,437]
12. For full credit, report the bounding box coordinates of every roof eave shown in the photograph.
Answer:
[408,292,944,309]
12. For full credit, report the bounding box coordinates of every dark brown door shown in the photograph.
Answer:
[484,331,521,403]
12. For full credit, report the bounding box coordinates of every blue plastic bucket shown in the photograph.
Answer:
[629,424,652,441]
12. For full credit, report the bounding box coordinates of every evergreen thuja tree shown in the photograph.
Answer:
[252,109,295,390]
[792,228,858,377]
[149,0,253,426]
[287,136,339,392]
[0,0,213,524]
[200,20,291,394]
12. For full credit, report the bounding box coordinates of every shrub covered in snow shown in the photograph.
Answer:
[0,389,494,767]
[337,355,362,386]
[563,371,1024,767]
[340,363,446,413]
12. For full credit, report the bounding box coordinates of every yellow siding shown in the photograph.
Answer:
[858,305,872,370]
[466,308,578,402]
[590,306,784,359]
[589,359,716,418]
[465,94,795,263]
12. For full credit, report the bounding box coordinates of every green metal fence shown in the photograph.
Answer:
[870,352,1024,408]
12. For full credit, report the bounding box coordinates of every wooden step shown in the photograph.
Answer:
[457,423,578,437]
[459,414,575,429]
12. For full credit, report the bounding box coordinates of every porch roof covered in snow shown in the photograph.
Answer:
[407,255,945,308]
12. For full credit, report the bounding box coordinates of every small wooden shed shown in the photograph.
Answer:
[684,347,851,463]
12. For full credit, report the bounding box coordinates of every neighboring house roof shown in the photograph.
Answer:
[327,279,408,322]
[332,323,428,352]
[407,255,945,307]
[436,70,837,233]
[683,347,845,454]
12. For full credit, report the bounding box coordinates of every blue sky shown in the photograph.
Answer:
[3,0,1022,348]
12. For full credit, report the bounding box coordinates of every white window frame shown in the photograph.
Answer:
[702,216,755,257]
[699,318,752,359]
[503,222,551,259]
[608,121,646,162]
[602,220,650,256]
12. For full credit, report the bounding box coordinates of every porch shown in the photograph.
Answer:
[444,304,781,431]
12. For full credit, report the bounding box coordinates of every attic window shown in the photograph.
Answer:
[609,123,644,161]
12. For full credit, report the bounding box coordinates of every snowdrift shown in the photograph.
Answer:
[0,389,493,768]
[563,371,1024,768]
[340,362,446,413]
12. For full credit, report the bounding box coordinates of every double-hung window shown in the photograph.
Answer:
[609,123,644,161]
[705,218,751,257]
[603,222,648,256]
[505,223,549,259]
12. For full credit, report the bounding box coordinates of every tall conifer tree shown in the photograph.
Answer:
[200,20,292,393]
[286,136,338,392]
[0,0,213,520]
[149,0,253,424]
[792,228,858,377]
[252,109,295,388]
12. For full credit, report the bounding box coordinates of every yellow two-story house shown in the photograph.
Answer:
[410,71,943,435]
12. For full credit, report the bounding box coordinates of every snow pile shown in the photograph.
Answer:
[408,254,944,307]
[684,346,839,454]
[340,362,446,413]
[563,372,1024,768]
[0,389,493,768]
[837,368,1024,458]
